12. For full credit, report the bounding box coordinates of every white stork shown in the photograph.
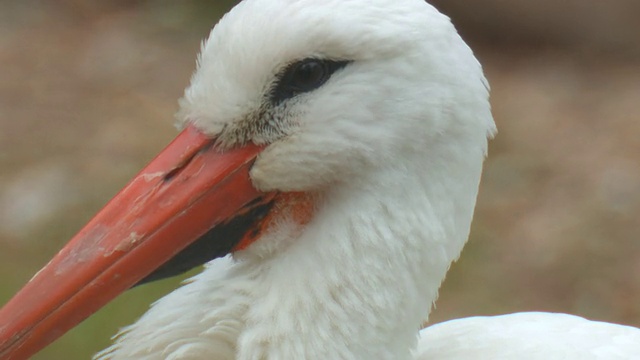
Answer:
[1,0,639,359]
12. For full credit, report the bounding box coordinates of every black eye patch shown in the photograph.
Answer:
[269,58,350,106]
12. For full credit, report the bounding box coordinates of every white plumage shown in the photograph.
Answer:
[90,0,640,359]
[416,313,640,359]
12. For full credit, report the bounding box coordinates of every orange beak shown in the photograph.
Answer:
[0,125,274,359]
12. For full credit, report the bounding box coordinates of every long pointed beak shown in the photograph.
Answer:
[0,125,269,359]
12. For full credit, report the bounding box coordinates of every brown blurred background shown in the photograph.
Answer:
[1,1,639,358]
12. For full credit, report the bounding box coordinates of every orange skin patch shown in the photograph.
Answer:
[233,192,316,251]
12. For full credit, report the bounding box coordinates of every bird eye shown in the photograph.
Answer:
[290,60,329,93]
[270,58,350,105]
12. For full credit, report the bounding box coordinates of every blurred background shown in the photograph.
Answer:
[1,0,638,358]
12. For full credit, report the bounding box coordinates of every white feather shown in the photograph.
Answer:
[415,312,640,359]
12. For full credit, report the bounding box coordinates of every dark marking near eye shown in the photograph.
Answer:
[270,58,351,106]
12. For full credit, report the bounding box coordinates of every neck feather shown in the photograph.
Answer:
[235,146,485,359]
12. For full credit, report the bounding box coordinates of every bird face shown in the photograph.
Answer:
[177,0,494,193]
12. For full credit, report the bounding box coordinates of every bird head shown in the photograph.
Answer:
[0,1,495,358]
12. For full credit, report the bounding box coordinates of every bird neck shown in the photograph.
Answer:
[235,149,485,359]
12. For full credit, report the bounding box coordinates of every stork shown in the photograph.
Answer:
[1,0,639,359]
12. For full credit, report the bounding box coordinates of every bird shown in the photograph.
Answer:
[1,0,639,359]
